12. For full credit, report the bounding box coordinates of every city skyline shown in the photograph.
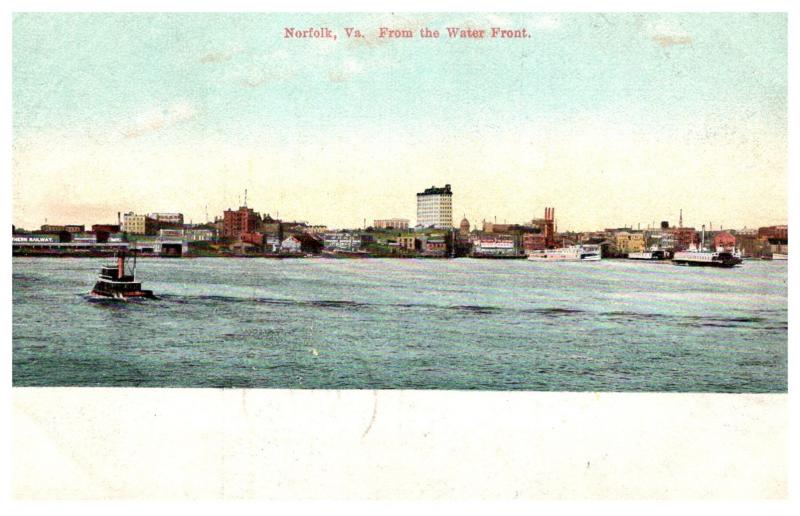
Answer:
[12,13,787,231]
[11,183,787,234]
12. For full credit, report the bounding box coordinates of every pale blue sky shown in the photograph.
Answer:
[12,13,787,230]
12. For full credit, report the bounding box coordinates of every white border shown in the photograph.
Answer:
[3,0,796,510]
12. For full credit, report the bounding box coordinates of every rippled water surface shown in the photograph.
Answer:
[12,257,788,391]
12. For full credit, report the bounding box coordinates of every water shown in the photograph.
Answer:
[12,257,788,392]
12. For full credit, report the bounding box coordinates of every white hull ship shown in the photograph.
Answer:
[671,225,742,268]
[772,253,788,261]
[527,245,601,262]
[672,247,742,268]
[627,249,666,260]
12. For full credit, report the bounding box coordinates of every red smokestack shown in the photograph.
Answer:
[117,254,124,278]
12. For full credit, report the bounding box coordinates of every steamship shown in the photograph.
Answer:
[672,247,743,268]
[670,225,742,268]
[90,250,155,299]
[627,248,667,260]
[527,245,602,262]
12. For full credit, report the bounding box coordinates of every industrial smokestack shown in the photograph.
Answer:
[701,224,705,249]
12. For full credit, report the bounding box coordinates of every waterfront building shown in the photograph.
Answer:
[758,225,788,242]
[122,212,158,235]
[40,224,85,233]
[666,226,698,251]
[71,232,97,244]
[660,232,676,250]
[522,233,547,252]
[422,237,448,256]
[241,232,265,247]
[712,231,736,251]
[614,231,645,254]
[482,221,513,234]
[323,232,373,252]
[148,213,184,226]
[459,217,471,236]
[397,235,417,251]
[229,240,261,255]
[264,235,282,253]
[158,229,185,239]
[735,227,758,237]
[281,235,303,253]
[303,225,329,235]
[157,228,217,242]
[472,234,517,257]
[187,228,216,242]
[12,236,129,255]
[374,218,410,230]
[416,184,453,229]
[223,206,261,239]
[281,234,323,254]
[91,224,120,233]
[757,225,788,257]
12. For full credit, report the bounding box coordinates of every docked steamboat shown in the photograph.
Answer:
[670,225,742,268]
[672,248,743,268]
[527,244,602,262]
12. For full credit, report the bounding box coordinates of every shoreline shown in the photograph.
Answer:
[11,253,781,262]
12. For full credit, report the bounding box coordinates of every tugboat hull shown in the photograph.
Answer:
[90,287,155,299]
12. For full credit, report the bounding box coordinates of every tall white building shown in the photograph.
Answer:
[416,184,453,229]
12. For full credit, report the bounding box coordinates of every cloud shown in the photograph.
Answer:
[485,14,514,28]
[646,20,693,48]
[328,58,364,83]
[199,45,244,64]
[236,70,296,88]
[121,102,198,139]
[210,49,297,88]
[530,15,561,31]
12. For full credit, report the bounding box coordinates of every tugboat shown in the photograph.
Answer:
[90,249,155,299]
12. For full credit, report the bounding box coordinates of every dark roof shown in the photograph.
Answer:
[417,184,452,196]
[287,233,322,244]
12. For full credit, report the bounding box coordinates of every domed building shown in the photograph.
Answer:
[459,216,471,236]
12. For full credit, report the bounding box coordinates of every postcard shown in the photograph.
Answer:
[8,9,790,501]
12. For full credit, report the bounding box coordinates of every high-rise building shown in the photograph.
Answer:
[122,212,158,235]
[222,206,260,239]
[416,184,453,229]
